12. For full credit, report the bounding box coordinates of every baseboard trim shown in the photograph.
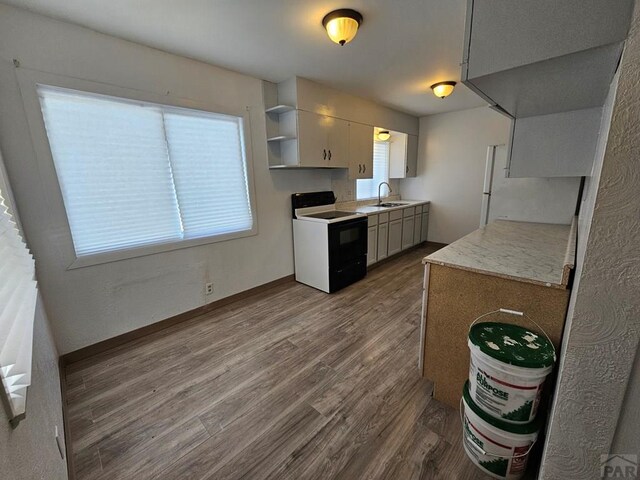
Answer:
[61,274,295,366]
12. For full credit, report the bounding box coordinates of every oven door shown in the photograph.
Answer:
[327,217,367,292]
[327,217,367,267]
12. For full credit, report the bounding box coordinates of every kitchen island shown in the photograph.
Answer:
[420,219,576,408]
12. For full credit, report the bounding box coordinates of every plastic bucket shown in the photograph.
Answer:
[467,309,556,424]
[462,381,539,480]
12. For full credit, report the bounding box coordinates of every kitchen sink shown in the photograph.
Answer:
[377,202,408,208]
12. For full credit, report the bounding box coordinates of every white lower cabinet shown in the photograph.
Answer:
[413,212,422,245]
[365,204,428,267]
[367,225,377,266]
[377,221,389,261]
[421,212,429,242]
[388,219,403,256]
[401,215,415,250]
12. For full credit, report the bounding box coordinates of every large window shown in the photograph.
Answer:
[38,86,254,259]
[357,141,390,200]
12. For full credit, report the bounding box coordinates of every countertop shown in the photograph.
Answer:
[422,219,577,289]
[341,199,430,215]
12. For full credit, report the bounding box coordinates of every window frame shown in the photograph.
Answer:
[356,140,390,201]
[17,70,258,269]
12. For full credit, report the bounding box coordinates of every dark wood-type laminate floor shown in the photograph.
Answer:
[64,245,496,480]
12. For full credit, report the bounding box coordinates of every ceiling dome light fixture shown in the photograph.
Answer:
[322,9,363,46]
[431,81,457,99]
[377,130,391,141]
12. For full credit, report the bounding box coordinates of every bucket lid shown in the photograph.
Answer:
[469,322,555,368]
[463,381,540,435]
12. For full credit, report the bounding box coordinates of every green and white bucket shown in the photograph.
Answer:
[462,381,539,480]
[468,309,556,424]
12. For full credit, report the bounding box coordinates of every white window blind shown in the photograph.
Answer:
[0,184,37,423]
[357,141,390,200]
[38,86,254,258]
[163,111,252,237]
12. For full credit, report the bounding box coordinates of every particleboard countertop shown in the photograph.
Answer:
[423,218,577,289]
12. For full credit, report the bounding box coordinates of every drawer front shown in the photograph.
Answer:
[422,202,430,213]
[368,214,378,227]
[379,212,390,223]
[403,206,415,218]
[390,210,403,221]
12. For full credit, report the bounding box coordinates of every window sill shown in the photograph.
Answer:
[67,226,257,269]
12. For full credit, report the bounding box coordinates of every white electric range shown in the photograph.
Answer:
[291,191,368,293]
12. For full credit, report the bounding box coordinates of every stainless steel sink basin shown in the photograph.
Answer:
[377,202,408,208]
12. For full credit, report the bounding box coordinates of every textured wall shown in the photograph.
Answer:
[540,2,640,477]
[611,346,640,457]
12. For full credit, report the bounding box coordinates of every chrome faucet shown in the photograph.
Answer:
[377,182,392,206]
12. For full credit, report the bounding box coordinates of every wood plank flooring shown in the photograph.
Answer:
[64,245,495,480]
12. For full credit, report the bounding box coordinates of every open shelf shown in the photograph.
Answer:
[265,104,295,115]
[269,164,346,170]
[267,135,296,142]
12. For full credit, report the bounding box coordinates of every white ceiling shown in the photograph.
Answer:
[3,0,487,116]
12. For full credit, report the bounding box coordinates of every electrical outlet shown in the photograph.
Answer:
[205,282,214,295]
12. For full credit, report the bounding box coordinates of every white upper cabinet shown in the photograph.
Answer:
[326,116,350,168]
[297,110,349,168]
[462,0,633,177]
[388,131,417,179]
[267,109,350,169]
[406,134,418,178]
[296,110,329,167]
[465,0,633,79]
[507,107,602,177]
[462,0,633,118]
[348,122,374,179]
[389,132,407,179]
[264,78,419,170]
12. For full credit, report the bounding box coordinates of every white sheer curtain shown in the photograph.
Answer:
[0,156,37,423]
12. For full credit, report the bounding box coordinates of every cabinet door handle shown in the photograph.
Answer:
[328,150,332,161]
[358,164,362,173]
[363,164,366,173]
[323,149,327,160]
[406,165,409,174]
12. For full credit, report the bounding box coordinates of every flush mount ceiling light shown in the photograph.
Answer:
[377,130,391,141]
[431,81,457,99]
[322,9,363,46]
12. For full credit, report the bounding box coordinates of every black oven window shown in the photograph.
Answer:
[340,228,361,245]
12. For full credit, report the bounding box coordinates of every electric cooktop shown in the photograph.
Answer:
[304,211,358,220]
